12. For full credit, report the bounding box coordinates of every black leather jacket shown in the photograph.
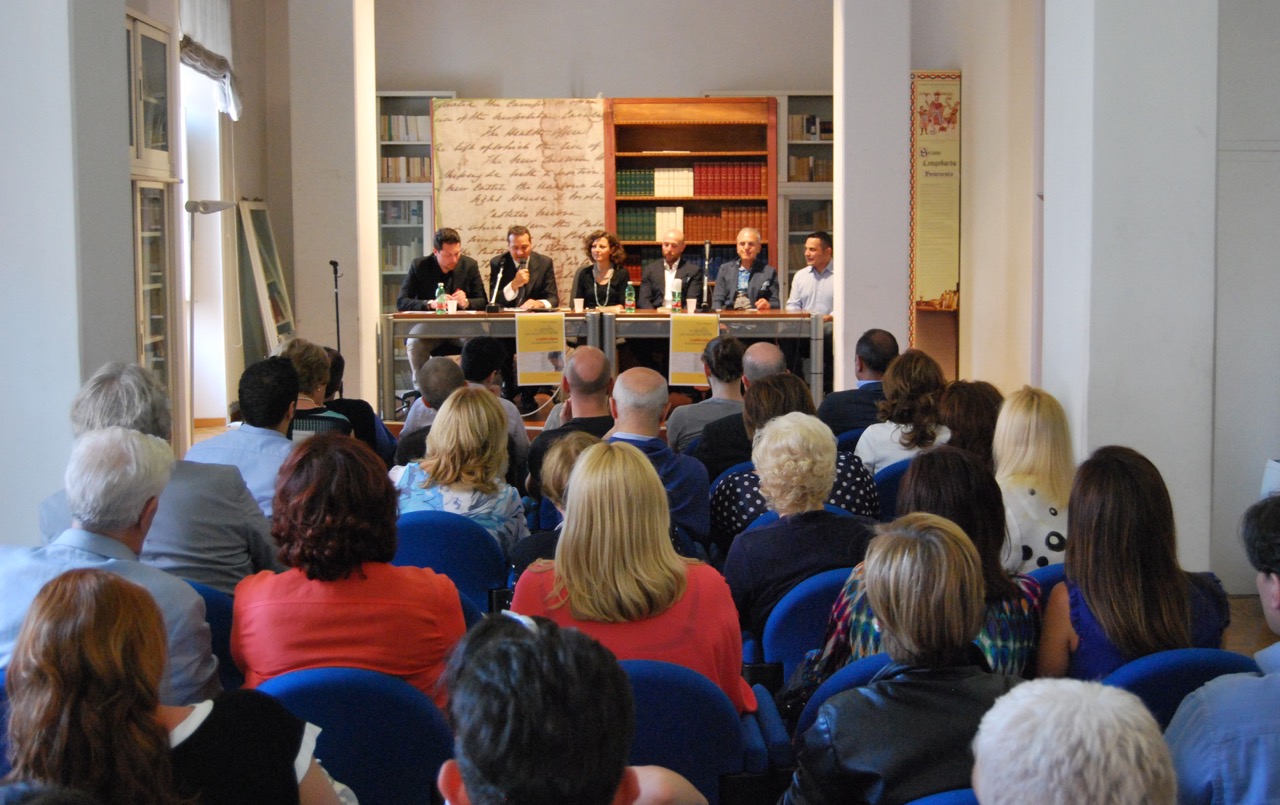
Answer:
[780,655,1023,805]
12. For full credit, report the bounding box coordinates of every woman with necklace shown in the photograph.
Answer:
[571,230,630,309]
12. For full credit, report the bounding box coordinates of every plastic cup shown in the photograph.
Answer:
[573,298,585,313]
[445,299,458,313]
[687,299,697,314]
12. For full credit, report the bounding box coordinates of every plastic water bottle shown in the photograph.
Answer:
[434,282,447,314]
[624,282,636,313]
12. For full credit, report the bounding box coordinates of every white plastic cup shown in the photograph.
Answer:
[573,298,585,313]
[687,299,697,314]
[445,299,458,314]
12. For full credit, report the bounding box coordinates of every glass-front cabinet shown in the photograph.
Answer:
[134,181,172,389]
[128,17,172,178]
[379,192,431,312]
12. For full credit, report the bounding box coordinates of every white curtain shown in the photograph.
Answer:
[179,0,241,120]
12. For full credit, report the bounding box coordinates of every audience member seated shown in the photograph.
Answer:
[664,335,745,453]
[511,441,756,713]
[793,446,1040,710]
[816,328,899,437]
[511,431,600,580]
[1166,495,1280,804]
[393,356,467,467]
[691,341,788,482]
[460,336,530,490]
[9,428,219,704]
[710,374,878,553]
[973,679,1176,805]
[723,413,876,634]
[280,338,352,440]
[526,345,614,498]
[853,348,951,474]
[184,356,298,517]
[439,613,706,805]
[395,386,530,554]
[4,570,350,805]
[39,363,277,596]
[323,346,397,467]
[1038,445,1229,679]
[607,368,710,542]
[233,433,465,709]
[937,379,1003,471]
[781,513,1023,805]
[0,783,101,804]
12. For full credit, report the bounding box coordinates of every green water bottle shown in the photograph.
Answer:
[624,282,636,313]
[434,282,447,314]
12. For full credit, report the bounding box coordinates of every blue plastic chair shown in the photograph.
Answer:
[835,427,867,453]
[1102,648,1261,729]
[711,461,754,496]
[258,667,453,805]
[762,568,855,681]
[795,652,893,737]
[908,789,980,805]
[874,458,914,521]
[1026,562,1066,613]
[620,660,767,805]
[185,579,244,691]
[744,504,854,533]
[394,510,508,612]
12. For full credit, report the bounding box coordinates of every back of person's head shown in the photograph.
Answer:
[937,380,1003,470]
[70,362,171,440]
[743,373,815,439]
[460,337,508,383]
[992,386,1074,505]
[278,337,331,394]
[237,356,299,428]
[753,412,836,517]
[702,336,745,384]
[1067,445,1191,657]
[65,427,172,534]
[415,357,466,410]
[441,614,634,805]
[273,432,397,581]
[422,386,509,494]
[855,328,900,376]
[611,368,668,425]
[1243,495,1280,575]
[864,512,984,666]
[541,431,601,511]
[565,346,611,397]
[877,349,946,448]
[742,342,787,383]
[554,441,687,623]
[322,347,346,399]
[972,679,1176,805]
[898,445,1018,602]
[5,569,179,805]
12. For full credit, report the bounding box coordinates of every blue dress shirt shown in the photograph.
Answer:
[184,424,295,516]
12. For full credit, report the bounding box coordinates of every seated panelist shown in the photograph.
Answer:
[489,224,559,310]
[571,230,631,309]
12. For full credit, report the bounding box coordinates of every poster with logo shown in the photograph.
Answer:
[515,313,566,386]
[668,314,720,387]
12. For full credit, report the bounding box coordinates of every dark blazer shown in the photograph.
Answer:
[638,258,705,309]
[488,251,559,308]
[571,264,631,309]
[712,259,780,310]
[816,381,886,437]
[691,412,753,484]
[397,254,487,311]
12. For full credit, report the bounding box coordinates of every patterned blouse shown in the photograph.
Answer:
[709,451,879,550]
[395,462,529,556]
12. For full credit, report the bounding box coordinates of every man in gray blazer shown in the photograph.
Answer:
[489,225,560,309]
[712,227,780,311]
[638,228,704,309]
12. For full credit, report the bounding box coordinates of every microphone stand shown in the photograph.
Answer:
[486,264,503,313]
[330,260,342,353]
[700,240,712,311]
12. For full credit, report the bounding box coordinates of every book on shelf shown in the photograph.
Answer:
[787,155,833,182]
[380,114,432,142]
[380,155,433,183]
[788,114,833,142]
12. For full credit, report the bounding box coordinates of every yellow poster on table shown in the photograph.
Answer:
[515,313,566,386]
[668,314,720,386]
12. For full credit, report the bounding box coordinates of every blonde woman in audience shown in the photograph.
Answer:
[396,385,530,554]
[781,514,1022,805]
[854,349,950,475]
[511,441,756,714]
[992,386,1074,573]
[1038,446,1229,679]
[4,570,349,805]
[510,430,601,579]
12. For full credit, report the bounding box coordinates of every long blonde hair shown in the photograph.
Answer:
[992,386,1075,506]
[420,386,509,494]
[548,441,691,622]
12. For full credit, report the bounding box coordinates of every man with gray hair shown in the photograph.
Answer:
[39,363,279,596]
[0,427,220,704]
[692,341,790,482]
[972,678,1176,805]
[394,356,467,466]
[608,367,709,542]
[526,346,614,499]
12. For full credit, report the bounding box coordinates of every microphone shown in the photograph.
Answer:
[486,263,503,312]
[702,240,712,310]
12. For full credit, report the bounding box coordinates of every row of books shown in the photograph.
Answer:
[787,114,834,142]
[791,203,834,232]
[378,201,426,226]
[788,155,834,183]
[617,167,695,197]
[380,114,431,142]
[380,242,423,274]
[684,206,770,243]
[380,156,432,184]
[692,162,768,197]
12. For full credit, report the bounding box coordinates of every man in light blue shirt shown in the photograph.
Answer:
[785,230,835,315]
[185,356,298,516]
[1166,495,1280,804]
[1,427,220,705]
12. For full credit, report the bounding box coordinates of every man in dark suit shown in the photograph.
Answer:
[638,228,704,309]
[397,227,487,311]
[488,225,560,309]
[711,227,780,311]
[816,328,900,437]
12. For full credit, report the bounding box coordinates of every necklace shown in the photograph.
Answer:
[593,266,614,307]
